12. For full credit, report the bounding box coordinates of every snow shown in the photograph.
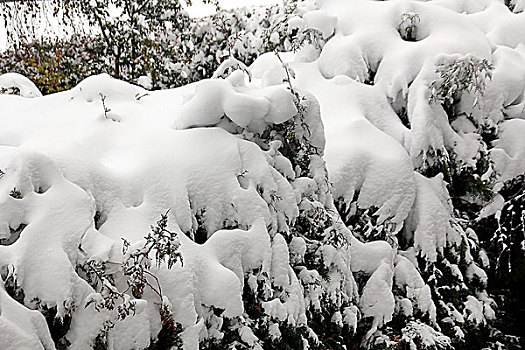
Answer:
[359,262,395,339]
[180,319,206,350]
[302,10,337,39]
[484,45,525,122]
[0,72,314,348]
[394,256,436,322]
[166,220,271,320]
[464,295,486,325]
[286,62,415,229]
[343,305,358,333]
[287,0,523,179]
[278,0,525,261]
[0,281,55,350]
[2,0,525,348]
[271,234,291,288]
[479,194,505,219]
[109,299,151,350]
[404,173,449,262]
[490,119,525,182]
[265,0,518,343]
[349,238,393,276]
[0,73,43,98]
[325,119,415,229]
[268,322,281,340]
[175,77,297,132]
[467,3,525,48]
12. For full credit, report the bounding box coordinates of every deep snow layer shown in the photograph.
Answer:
[0,72,309,349]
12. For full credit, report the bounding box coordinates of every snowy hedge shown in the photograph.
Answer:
[1,0,525,349]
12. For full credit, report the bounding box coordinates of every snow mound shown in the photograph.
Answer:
[490,119,525,182]
[394,255,436,321]
[0,73,42,98]
[283,62,415,229]
[359,262,395,339]
[467,2,525,47]
[317,0,492,100]
[176,76,297,133]
[0,281,55,350]
[325,119,415,229]
[161,219,273,324]
[404,173,450,262]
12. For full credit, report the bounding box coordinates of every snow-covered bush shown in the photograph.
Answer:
[81,212,183,349]
[1,0,525,349]
[473,175,525,347]
[504,0,525,13]
[413,54,497,206]
[429,54,493,118]
[420,148,496,205]
[0,72,43,97]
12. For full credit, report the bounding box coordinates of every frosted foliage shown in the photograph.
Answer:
[429,54,493,108]
[276,0,522,346]
[401,321,451,349]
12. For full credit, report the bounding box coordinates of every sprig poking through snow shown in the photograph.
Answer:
[83,211,182,334]
[121,211,182,298]
[398,12,420,41]
[429,54,493,109]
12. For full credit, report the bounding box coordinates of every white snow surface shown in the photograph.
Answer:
[0,73,43,98]
[0,73,306,349]
[0,281,55,350]
[284,0,525,189]
[2,0,525,348]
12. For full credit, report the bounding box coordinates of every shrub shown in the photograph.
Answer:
[429,54,493,119]
[81,212,183,347]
